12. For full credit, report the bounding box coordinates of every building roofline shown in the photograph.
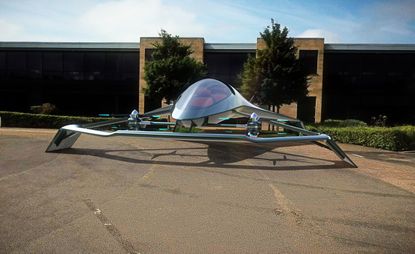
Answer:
[294,37,324,40]
[325,43,415,52]
[204,43,256,52]
[140,37,204,40]
[0,41,257,52]
[1,41,415,53]
[0,42,140,51]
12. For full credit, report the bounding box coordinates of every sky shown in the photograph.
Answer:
[0,0,414,44]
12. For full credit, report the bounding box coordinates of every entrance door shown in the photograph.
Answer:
[297,97,316,123]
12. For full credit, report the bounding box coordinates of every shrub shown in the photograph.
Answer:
[30,103,57,115]
[370,114,388,127]
[312,126,415,151]
[320,119,368,127]
[0,111,111,129]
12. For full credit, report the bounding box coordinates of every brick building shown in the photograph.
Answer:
[0,39,414,123]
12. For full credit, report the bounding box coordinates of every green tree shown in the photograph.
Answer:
[240,19,309,112]
[144,30,206,107]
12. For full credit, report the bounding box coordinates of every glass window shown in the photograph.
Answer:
[63,52,84,80]
[299,50,318,75]
[6,51,26,78]
[64,52,84,71]
[323,52,415,124]
[105,52,120,73]
[205,52,252,85]
[43,52,63,72]
[145,48,154,62]
[64,71,84,80]
[121,72,137,81]
[0,49,140,115]
[7,51,26,70]
[0,52,6,70]
[120,52,138,74]
[85,52,105,72]
[297,97,316,123]
[27,52,42,79]
[0,52,6,79]
[85,52,105,80]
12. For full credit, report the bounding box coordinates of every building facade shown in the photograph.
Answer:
[1,40,414,124]
[0,42,139,116]
[323,44,415,124]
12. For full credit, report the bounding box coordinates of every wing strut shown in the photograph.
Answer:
[269,120,357,168]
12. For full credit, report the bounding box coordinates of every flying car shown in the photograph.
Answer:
[46,78,356,167]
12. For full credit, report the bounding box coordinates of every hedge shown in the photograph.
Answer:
[318,119,367,127]
[311,126,415,151]
[0,111,112,129]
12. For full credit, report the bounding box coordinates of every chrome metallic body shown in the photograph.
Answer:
[172,79,297,124]
[46,78,357,167]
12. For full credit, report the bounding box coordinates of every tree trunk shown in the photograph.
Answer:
[272,105,276,131]
[268,105,272,131]
[276,105,281,132]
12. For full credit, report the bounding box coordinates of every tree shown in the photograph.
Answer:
[144,30,206,107]
[240,19,309,112]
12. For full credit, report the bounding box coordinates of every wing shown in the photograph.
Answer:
[234,105,300,122]
[143,104,174,117]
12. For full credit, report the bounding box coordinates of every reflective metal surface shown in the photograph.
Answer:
[172,79,297,122]
[45,78,356,167]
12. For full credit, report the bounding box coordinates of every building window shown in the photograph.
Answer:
[43,52,63,72]
[145,48,155,62]
[0,52,5,79]
[27,52,42,79]
[297,96,316,123]
[63,52,84,80]
[204,52,253,85]
[0,52,5,70]
[299,50,318,75]
[84,52,105,80]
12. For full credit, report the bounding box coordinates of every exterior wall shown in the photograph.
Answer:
[294,38,324,123]
[0,48,139,116]
[3,41,413,124]
[138,37,204,113]
[256,38,324,122]
[323,50,415,124]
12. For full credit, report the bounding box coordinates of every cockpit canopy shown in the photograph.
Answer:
[171,78,297,123]
[172,79,238,120]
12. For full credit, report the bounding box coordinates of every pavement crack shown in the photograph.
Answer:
[83,199,142,254]
[268,183,304,225]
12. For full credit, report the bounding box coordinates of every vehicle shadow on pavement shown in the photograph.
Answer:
[57,142,353,171]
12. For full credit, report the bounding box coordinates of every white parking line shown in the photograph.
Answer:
[352,153,364,158]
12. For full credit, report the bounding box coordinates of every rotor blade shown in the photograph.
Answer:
[143,105,174,117]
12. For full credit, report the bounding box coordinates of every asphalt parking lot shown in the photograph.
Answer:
[1,128,415,253]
